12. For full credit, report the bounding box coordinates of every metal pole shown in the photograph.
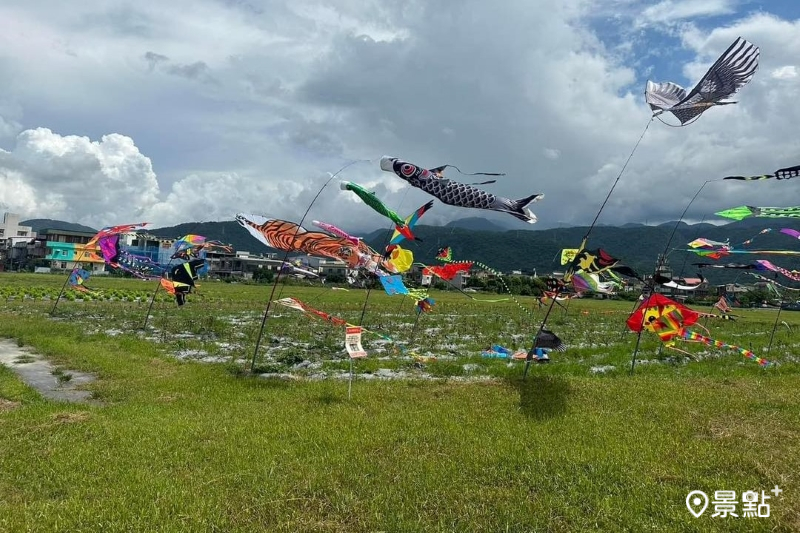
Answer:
[250,160,366,372]
[51,248,89,316]
[348,358,353,400]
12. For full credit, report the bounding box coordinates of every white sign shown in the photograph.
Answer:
[345,326,367,358]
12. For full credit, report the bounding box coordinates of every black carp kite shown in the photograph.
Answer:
[380,156,543,224]
[645,37,759,125]
[723,164,800,181]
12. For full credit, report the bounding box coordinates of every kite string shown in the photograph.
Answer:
[584,117,653,241]
[527,117,653,378]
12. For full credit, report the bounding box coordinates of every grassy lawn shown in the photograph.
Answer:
[0,273,798,531]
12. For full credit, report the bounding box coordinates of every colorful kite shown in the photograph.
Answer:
[340,181,418,241]
[172,235,233,260]
[378,275,409,295]
[423,262,473,282]
[380,156,542,224]
[628,294,765,364]
[565,248,621,279]
[311,220,362,246]
[236,214,385,272]
[715,205,800,221]
[645,37,759,125]
[68,268,94,293]
[388,200,434,247]
[571,271,619,295]
[681,330,771,367]
[377,275,432,312]
[162,259,205,306]
[86,223,149,247]
[416,297,436,314]
[96,233,165,279]
[383,245,414,273]
[434,247,520,305]
[275,297,419,349]
[687,247,800,258]
[724,164,800,181]
[754,259,800,282]
[627,294,700,342]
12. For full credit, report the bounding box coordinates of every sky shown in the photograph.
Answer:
[0,0,799,232]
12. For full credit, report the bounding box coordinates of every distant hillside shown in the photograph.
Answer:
[444,217,508,232]
[34,215,800,287]
[22,219,97,233]
[147,221,275,254]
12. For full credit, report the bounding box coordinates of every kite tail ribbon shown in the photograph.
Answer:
[681,329,772,367]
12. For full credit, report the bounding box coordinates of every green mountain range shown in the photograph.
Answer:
[143,217,800,286]
[20,216,800,286]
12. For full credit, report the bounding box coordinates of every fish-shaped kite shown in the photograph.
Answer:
[645,37,759,125]
[312,220,361,246]
[380,156,543,224]
[340,181,418,241]
[723,164,800,181]
[716,205,800,221]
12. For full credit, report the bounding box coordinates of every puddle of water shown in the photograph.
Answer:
[0,339,97,404]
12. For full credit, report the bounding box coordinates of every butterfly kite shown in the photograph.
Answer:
[380,156,542,224]
[645,37,759,125]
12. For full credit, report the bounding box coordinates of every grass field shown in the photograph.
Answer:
[0,272,798,531]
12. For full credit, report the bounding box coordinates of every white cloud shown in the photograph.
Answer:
[639,0,736,26]
[0,1,798,234]
[0,128,160,228]
[543,148,561,160]
[771,65,797,80]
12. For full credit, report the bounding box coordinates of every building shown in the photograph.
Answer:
[125,233,177,266]
[40,228,105,272]
[300,257,348,279]
[0,213,36,271]
[206,251,284,279]
[0,213,35,247]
